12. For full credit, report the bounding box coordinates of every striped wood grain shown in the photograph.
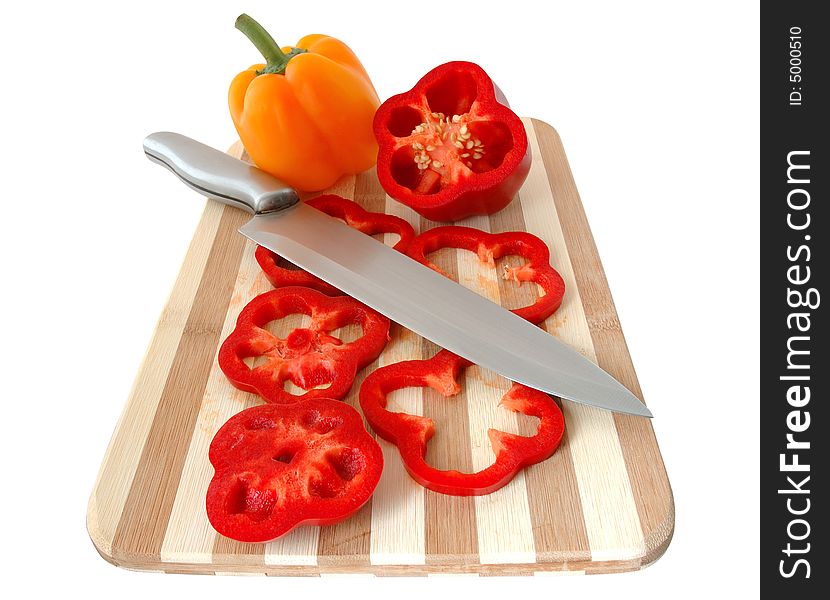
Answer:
[88,120,673,575]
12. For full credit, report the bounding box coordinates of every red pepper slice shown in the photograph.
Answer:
[207,399,383,542]
[373,61,530,222]
[407,226,565,324]
[219,286,390,404]
[255,195,416,295]
[359,350,565,496]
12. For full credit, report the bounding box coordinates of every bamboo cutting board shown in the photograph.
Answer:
[88,119,673,576]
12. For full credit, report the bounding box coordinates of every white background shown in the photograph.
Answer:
[0,1,759,597]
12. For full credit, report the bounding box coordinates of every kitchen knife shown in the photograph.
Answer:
[143,132,652,418]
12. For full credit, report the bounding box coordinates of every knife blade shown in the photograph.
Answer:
[143,132,652,418]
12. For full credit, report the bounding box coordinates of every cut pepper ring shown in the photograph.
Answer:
[256,195,416,295]
[218,286,390,404]
[359,349,565,496]
[407,225,565,324]
[207,399,383,542]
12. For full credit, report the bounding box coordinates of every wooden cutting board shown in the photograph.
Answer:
[87,119,673,576]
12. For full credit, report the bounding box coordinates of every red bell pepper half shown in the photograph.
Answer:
[218,286,390,404]
[207,399,383,542]
[407,226,565,324]
[373,61,530,222]
[359,350,565,496]
[255,195,416,295]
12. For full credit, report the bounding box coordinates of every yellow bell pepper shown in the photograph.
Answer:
[229,14,380,192]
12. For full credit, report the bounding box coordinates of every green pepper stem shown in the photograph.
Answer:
[235,13,305,76]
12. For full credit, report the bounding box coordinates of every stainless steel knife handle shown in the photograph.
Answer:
[143,132,299,214]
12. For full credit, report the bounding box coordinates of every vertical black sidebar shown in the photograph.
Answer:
[762,3,826,597]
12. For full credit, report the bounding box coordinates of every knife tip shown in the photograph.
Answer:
[625,401,653,418]
[639,406,655,418]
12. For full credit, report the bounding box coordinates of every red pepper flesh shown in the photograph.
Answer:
[207,399,383,542]
[373,61,530,222]
[407,226,565,324]
[218,286,390,404]
[359,350,565,496]
[256,195,416,295]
